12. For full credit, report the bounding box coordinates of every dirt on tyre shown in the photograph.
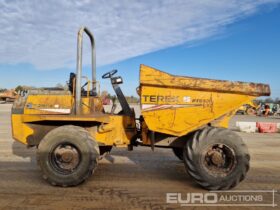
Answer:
[183,127,250,190]
[37,125,99,187]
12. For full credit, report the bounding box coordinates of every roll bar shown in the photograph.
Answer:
[75,27,96,114]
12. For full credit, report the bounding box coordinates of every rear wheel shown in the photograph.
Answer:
[183,127,250,190]
[172,147,183,161]
[37,125,99,187]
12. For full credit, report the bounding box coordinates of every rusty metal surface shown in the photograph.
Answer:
[140,65,270,96]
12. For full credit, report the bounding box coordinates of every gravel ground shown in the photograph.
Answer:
[0,104,279,210]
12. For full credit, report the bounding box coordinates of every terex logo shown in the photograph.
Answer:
[142,95,179,103]
[166,193,218,205]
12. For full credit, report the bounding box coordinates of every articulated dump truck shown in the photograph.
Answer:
[11,27,270,190]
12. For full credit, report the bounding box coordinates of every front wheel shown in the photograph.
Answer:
[37,125,99,187]
[183,127,250,190]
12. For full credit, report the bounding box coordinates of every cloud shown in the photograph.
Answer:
[0,0,278,70]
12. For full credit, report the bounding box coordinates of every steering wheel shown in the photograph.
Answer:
[102,69,118,79]
[81,81,88,89]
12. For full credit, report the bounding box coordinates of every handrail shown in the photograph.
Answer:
[75,26,96,114]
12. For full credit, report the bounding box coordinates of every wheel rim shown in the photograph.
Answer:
[202,144,237,177]
[50,143,81,175]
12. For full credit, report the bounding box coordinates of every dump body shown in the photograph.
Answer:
[139,65,270,137]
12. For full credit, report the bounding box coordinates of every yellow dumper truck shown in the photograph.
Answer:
[11,27,270,190]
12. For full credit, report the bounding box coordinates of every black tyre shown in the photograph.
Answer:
[99,146,112,156]
[37,125,99,187]
[172,147,183,161]
[183,127,250,190]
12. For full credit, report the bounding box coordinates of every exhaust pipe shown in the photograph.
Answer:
[75,27,96,115]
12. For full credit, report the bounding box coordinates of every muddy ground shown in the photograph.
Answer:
[0,104,279,210]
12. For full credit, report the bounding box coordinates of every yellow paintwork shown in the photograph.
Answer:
[11,91,136,146]
[22,94,103,115]
[238,105,247,112]
[140,86,255,136]
[12,112,136,146]
[11,115,34,144]
[21,114,109,123]
[24,95,73,115]
[94,115,136,146]
[139,65,268,137]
